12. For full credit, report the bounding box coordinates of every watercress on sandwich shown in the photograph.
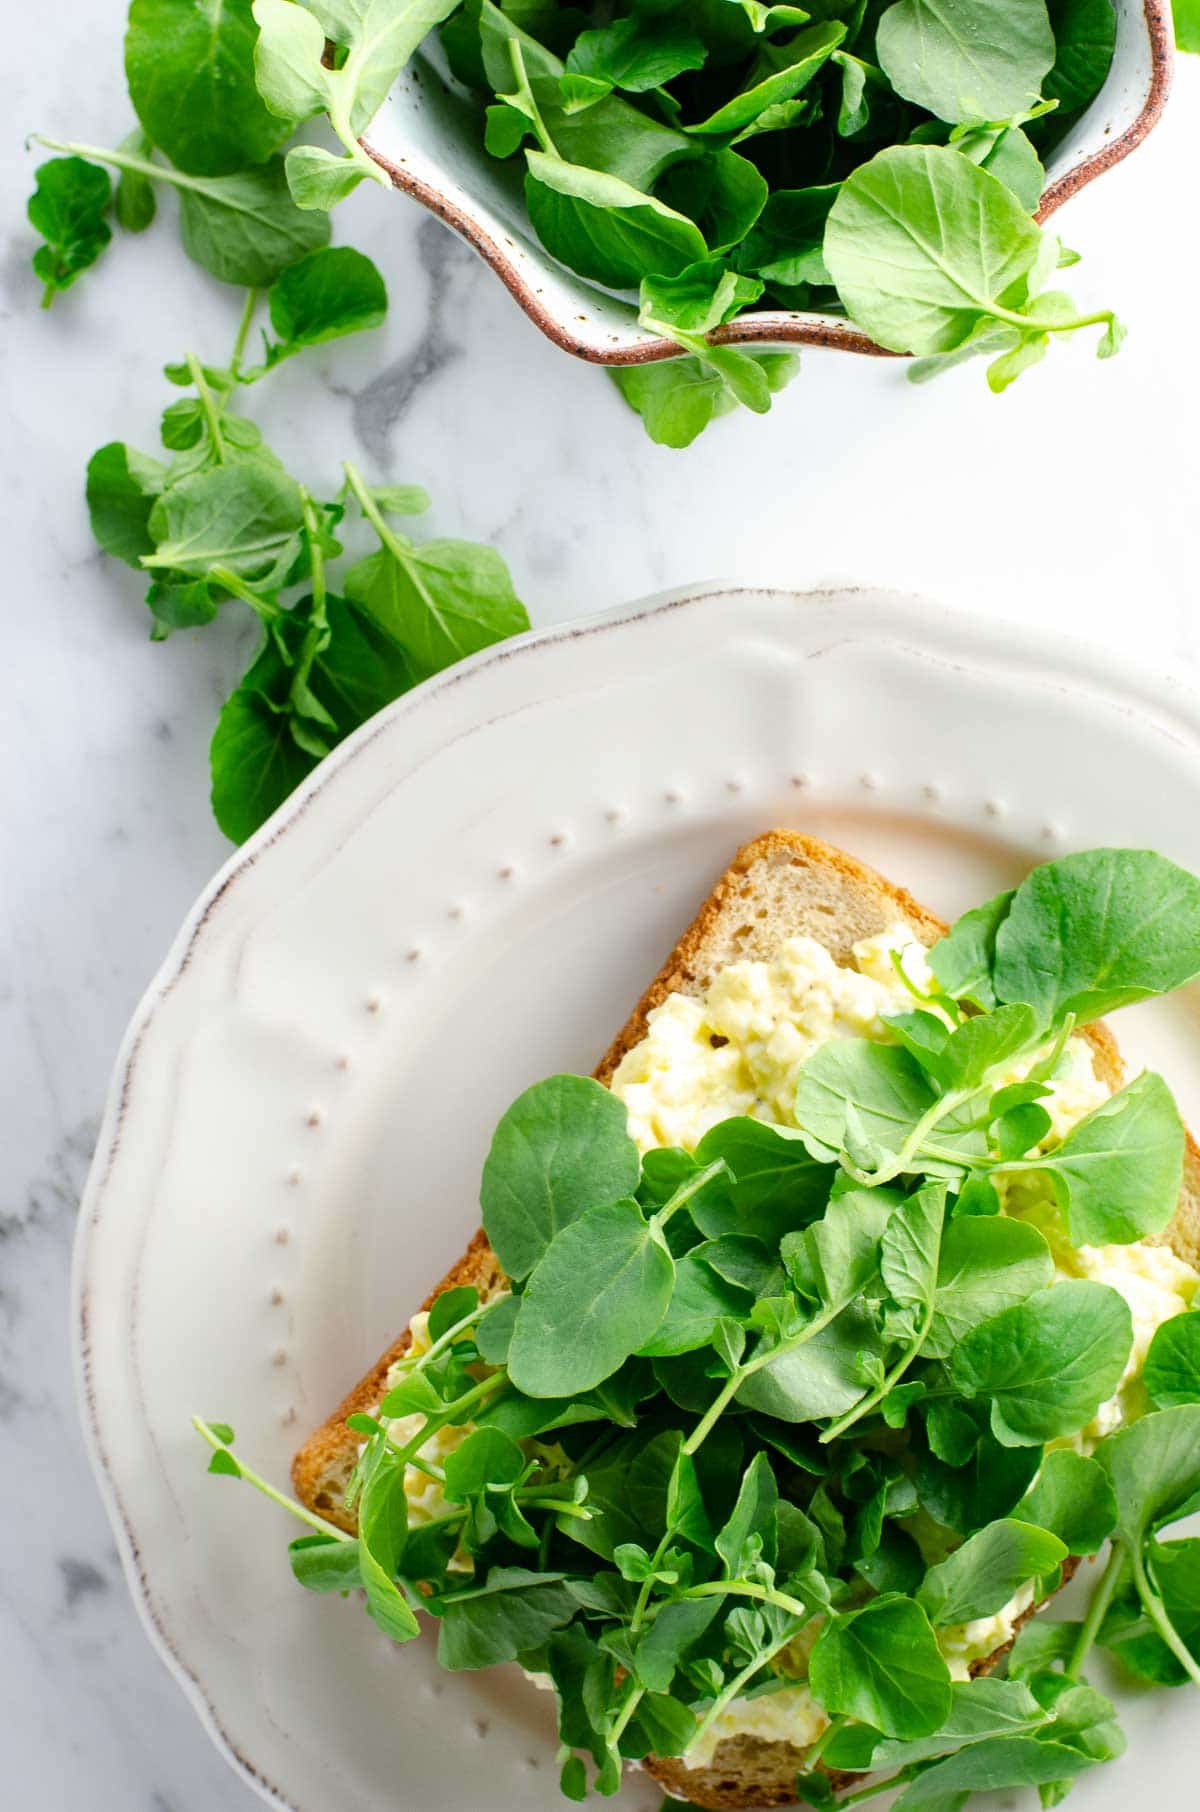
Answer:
[198,844,1200,1806]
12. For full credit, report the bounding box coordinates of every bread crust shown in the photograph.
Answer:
[290,830,1200,1806]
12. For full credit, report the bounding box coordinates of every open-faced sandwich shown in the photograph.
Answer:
[199,833,1200,1808]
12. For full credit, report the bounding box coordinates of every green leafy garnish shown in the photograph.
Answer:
[199,845,1200,1799]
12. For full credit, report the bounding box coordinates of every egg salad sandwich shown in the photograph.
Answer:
[199,833,1200,1810]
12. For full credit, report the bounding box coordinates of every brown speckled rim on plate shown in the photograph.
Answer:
[362,0,1173,367]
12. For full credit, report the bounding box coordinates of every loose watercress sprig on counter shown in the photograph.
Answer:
[201,847,1200,1803]
[85,252,528,842]
[28,0,532,840]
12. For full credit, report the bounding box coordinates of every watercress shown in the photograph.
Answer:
[199,846,1200,1800]
[227,0,1127,443]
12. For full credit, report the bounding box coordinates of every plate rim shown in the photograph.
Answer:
[73,579,1200,1812]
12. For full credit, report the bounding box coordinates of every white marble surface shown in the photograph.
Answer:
[4,12,1200,1808]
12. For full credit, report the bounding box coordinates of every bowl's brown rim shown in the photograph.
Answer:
[362,0,1173,367]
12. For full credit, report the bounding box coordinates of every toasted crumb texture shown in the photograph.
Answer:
[292,830,1200,1805]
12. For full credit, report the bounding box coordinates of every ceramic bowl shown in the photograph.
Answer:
[361,0,1174,366]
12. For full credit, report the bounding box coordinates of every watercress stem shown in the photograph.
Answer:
[820,1301,935,1444]
[206,565,283,622]
[802,1714,844,1769]
[630,1527,679,1633]
[684,1579,812,1620]
[1066,1542,1124,1680]
[683,1295,850,1458]
[1129,1539,1200,1688]
[186,352,228,464]
[650,1158,728,1236]
[389,1372,509,1472]
[34,133,210,198]
[230,289,259,378]
[684,1626,800,1760]
[192,1417,352,1541]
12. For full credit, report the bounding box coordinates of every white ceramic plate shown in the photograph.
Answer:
[75,585,1200,1812]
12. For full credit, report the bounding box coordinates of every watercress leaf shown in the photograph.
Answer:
[634,1596,723,1691]
[688,21,846,136]
[830,1674,1050,1772]
[640,258,763,337]
[286,143,377,209]
[210,635,313,841]
[1144,1312,1200,1409]
[636,1247,751,1355]
[628,1688,700,1758]
[735,182,839,288]
[809,1594,952,1738]
[917,1518,1066,1625]
[700,1235,779,1298]
[917,1415,1043,1534]
[794,1039,980,1175]
[1007,1616,1080,1680]
[950,1280,1133,1446]
[28,157,111,303]
[288,1531,362,1591]
[564,16,706,93]
[802,1187,897,1301]
[114,127,158,232]
[357,1438,420,1641]
[881,1180,946,1316]
[524,150,708,289]
[993,849,1200,1027]
[993,1100,1052,1159]
[929,888,1015,1009]
[925,1216,1054,1360]
[936,1003,1039,1091]
[1099,1537,1200,1684]
[693,1117,835,1242]
[126,0,290,176]
[656,148,769,255]
[737,1303,883,1422]
[1043,0,1118,116]
[368,484,431,517]
[1020,1071,1185,1247]
[958,122,1045,213]
[145,577,221,634]
[478,1,698,189]
[380,1370,442,1416]
[1013,1450,1117,1554]
[508,1198,675,1396]
[176,158,331,287]
[925,1398,981,1465]
[716,1449,778,1574]
[825,146,1046,358]
[480,1075,640,1280]
[876,0,1055,125]
[86,442,167,568]
[145,461,304,580]
[1095,1403,1200,1543]
[343,533,529,681]
[436,1567,578,1669]
[426,1283,479,1345]
[891,1733,1097,1809]
[208,1448,241,1477]
[264,246,388,360]
[609,352,797,448]
[442,1426,525,1501]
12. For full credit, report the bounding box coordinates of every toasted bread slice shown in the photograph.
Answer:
[292,831,1200,1809]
